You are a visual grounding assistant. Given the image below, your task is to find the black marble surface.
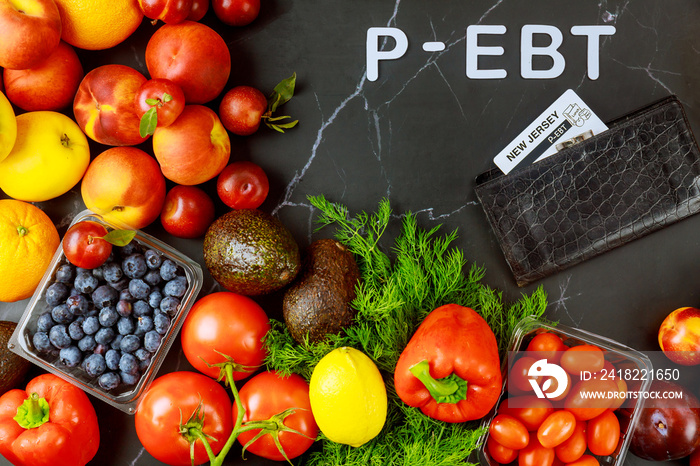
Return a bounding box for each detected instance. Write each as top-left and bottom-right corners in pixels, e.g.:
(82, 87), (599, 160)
(2, 0), (700, 464)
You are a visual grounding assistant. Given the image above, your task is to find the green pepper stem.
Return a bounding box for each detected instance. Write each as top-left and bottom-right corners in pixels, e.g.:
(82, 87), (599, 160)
(408, 360), (469, 404)
(13, 393), (50, 429)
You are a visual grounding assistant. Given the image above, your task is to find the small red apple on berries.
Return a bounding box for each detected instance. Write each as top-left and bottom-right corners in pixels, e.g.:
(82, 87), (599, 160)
(63, 221), (136, 269)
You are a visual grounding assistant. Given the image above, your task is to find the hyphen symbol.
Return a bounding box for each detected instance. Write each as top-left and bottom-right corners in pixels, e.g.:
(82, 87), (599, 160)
(527, 359), (568, 399)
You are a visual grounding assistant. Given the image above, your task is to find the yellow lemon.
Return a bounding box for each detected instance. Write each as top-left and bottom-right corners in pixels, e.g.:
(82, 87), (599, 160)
(0, 111), (90, 202)
(309, 346), (387, 447)
(0, 90), (17, 163)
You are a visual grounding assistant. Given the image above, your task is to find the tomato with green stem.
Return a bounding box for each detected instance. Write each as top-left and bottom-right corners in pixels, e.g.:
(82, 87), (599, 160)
(135, 371), (234, 466)
(233, 371), (318, 461)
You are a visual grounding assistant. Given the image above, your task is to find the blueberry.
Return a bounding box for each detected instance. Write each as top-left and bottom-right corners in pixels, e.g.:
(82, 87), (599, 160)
(92, 265), (104, 280)
(116, 300), (133, 317)
(159, 259), (179, 281)
(59, 346), (82, 367)
(49, 325), (71, 349)
(37, 312), (54, 332)
(84, 353), (106, 377)
(93, 343), (108, 356)
(133, 300), (151, 317)
(110, 277), (130, 292)
(147, 289), (163, 309)
(105, 349), (121, 371)
(134, 347), (151, 361)
(117, 317), (135, 335)
(144, 269), (162, 287)
(55, 264), (76, 284)
(98, 372), (121, 391)
(144, 249), (162, 269)
(119, 242), (142, 258)
(128, 279), (150, 300)
(119, 352), (139, 375)
(68, 320), (85, 341)
(74, 273), (99, 294)
(32, 332), (53, 352)
(123, 254), (147, 279)
(111, 334), (124, 351)
(103, 262), (123, 283)
(51, 304), (73, 324)
(82, 316), (100, 335)
(92, 285), (119, 309)
(143, 330), (162, 353)
(120, 334), (140, 353)
(98, 306), (119, 327)
(119, 288), (134, 302)
(135, 315), (154, 335)
(159, 296), (180, 315)
(120, 370), (140, 386)
(154, 313), (170, 335)
(78, 335), (97, 352)
(66, 294), (89, 316)
(45, 282), (70, 307)
(95, 327), (116, 346)
(163, 276), (187, 298)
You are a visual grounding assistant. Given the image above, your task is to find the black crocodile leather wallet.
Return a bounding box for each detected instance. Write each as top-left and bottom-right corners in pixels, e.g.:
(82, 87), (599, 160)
(474, 95), (700, 287)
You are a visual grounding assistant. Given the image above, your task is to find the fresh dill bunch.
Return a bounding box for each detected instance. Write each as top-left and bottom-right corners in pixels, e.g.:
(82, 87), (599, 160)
(263, 195), (548, 466)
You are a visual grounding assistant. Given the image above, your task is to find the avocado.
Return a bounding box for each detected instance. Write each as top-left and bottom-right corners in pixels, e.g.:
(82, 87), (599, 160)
(0, 321), (30, 394)
(283, 239), (361, 344)
(203, 209), (301, 296)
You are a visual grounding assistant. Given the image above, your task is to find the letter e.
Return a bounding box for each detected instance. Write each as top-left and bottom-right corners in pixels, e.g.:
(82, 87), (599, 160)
(466, 25), (507, 79)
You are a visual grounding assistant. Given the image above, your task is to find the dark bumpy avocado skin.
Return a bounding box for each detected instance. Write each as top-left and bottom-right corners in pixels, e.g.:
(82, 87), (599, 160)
(203, 209), (301, 296)
(283, 239), (361, 344)
(0, 321), (30, 393)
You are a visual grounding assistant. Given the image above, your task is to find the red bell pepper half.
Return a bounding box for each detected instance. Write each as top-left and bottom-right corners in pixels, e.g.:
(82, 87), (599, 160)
(394, 304), (502, 423)
(0, 373), (100, 466)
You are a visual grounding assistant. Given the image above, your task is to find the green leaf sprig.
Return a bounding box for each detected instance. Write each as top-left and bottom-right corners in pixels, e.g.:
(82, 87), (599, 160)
(263, 195), (548, 466)
(264, 73), (299, 133)
(139, 93), (173, 138)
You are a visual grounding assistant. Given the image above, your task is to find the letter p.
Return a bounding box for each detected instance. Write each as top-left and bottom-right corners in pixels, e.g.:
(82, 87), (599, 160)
(366, 27), (408, 82)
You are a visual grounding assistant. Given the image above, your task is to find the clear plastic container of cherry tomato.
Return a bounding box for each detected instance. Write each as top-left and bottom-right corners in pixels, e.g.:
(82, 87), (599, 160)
(9, 210), (203, 414)
(478, 316), (653, 466)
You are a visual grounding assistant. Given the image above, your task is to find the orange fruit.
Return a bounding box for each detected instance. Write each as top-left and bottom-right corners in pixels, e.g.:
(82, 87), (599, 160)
(0, 200), (59, 302)
(54, 0), (144, 50)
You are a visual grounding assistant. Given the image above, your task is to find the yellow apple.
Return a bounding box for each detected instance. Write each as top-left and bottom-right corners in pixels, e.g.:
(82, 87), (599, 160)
(0, 111), (89, 201)
(0, 90), (17, 162)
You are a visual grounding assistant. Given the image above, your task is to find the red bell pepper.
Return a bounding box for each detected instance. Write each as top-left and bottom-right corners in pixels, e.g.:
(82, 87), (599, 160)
(0, 373), (100, 466)
(394, 304), (502, 423)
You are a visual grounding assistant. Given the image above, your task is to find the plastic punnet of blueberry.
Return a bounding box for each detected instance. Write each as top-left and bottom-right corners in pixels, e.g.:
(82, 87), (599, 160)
(29, 238), (191, 394)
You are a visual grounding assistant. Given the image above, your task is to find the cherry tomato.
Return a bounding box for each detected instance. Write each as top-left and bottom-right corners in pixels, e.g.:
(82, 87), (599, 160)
(62, 220), (112, 269)
(567, 454), (599, 466)
(586, 409), (620, 456)
(565, 379), (618, 421)
(560, 344), (605, 375)
(135, 78), (186, 130)
(487, 435), (519, 464)
(181, 291), (270, 381)
(508, 356), (539, 394)
(216, 161), (269, 209)
(609, 376), (627, 411)
(212, 0), (260, 26)
(554, 420), (587, 463)
(518, 436), (555, 466)
(489, 414), (529, 450)
(498, 395), (554, 431)
(135, 371), (234, 466)
(537, 410), (576, 449)
(233, 371), (318, 461)
(526, 332), (567, 363)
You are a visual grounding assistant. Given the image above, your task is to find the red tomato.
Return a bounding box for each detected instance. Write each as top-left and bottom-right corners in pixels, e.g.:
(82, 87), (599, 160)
(489, 414), (529, 450)
(498, 395), (554, 431)
(62, 220), (112, 269)
(567, 454), (599, 466)
(508, 356), (539, 394)
(560, 344), (605, 375)
(537, 410), (576, 449)
(135, 78), (186, 131)
(564, 379), (618, 421)
(212, 0), (260, 26)
(233, 371), (318, 461)
(216, 161), (269, 209)
(181, 291), (270, 381)
(526, 332), (567, 363)
(554, 420), (586, 463)
(608, 376), (627, 411)
(586, 409), (620, 456)
(518, 436), (555, 466)
(135, 371), (234, 466)
(487, 435), (519, 464)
